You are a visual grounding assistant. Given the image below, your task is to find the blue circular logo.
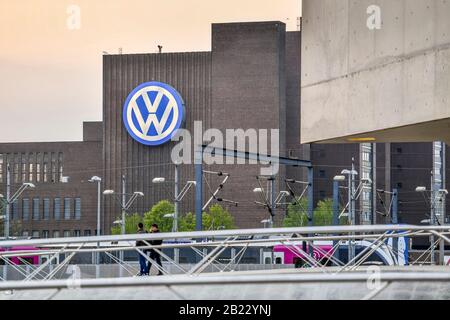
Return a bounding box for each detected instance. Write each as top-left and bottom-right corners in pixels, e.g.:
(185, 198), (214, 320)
(123, 81), (185, 146)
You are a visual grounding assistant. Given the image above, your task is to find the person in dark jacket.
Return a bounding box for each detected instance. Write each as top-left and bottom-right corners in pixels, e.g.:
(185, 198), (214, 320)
(147, 224), (163, 275)
(136, 223), (148, 276)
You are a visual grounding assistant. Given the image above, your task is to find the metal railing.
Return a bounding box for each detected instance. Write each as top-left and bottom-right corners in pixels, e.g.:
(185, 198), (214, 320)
(0, 224), (449, 282)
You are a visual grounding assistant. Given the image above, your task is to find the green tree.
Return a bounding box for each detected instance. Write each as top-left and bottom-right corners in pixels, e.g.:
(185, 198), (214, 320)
(111, 213), (143, 235)
(143, 200), (175, 232)
(10, 220), (23, 237)
(179, 204), (236, 231)
(313, 199), (334, 226)
(283, 198), (309, 227)
(203, 204), (235, 230)
(179, 212), (196, 232)
(282, 197), (345, 227)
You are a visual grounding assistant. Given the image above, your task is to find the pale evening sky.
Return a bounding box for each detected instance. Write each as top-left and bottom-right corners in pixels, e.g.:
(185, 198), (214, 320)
(0, 0), (301, 142)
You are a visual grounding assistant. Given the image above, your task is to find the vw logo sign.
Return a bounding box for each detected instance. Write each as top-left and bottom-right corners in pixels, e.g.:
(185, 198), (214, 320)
(123, 81), (185, 146)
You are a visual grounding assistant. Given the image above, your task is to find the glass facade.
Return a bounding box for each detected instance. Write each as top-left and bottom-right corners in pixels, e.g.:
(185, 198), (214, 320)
(64, 198), (71, 220)
(75, 198), (81, 220)
(54, 198), (61, 220)
(22, 199), (30, 220)
(32, 198), (40, 220)
(43, 198), (50, 220)
(11, 201), (18, 220)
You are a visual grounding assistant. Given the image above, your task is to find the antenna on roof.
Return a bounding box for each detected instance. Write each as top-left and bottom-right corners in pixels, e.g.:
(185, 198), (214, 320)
(157, 45), (163, 54)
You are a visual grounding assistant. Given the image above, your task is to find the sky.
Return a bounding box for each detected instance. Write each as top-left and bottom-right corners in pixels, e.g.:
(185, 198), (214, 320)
(0, 0), (301, 142)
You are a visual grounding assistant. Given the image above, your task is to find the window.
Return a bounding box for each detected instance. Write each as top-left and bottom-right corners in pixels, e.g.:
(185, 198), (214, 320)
(64, 198), (71, 220)
(51, 152), (57, 183)
(42, 230), (49, 238)
(319, 170), (326, 178)
(28, 153), (34, 182)
(22, 231), (29, 237)
(397, 182), (403, 189)
(396, 147), (402, 154)
(74, 230), (81, 237)
(11, 201), (18, 220)
(84, 230), (91, 237)
(63, 230), (71, 238)
(54, 198), (61, 220)
(32, 198), (40, 220)
(319, 190), (326, 198)
(53, 230), (60, 238)
(43, 153), (49, 183)
(14, 154), (19, 183)
(58, 153), (64, 182)
(32, 230), (39, 238)
(21, 153), (27, 182)
(22, 199), (30, 220)
(288, 150), (295, 158)
(74, 198), (81, 220)
(36, 153), (41, 182)
(43, 198), (50, 220)
(0, 153), (3, 183)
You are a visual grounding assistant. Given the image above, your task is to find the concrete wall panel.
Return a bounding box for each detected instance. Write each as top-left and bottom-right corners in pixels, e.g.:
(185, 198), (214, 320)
(301, 0), (450, 143)
(302, 0), (349, 86)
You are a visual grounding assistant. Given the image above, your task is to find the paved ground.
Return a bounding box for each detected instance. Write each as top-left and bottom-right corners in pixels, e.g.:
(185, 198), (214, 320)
(1, 265), (450, 300)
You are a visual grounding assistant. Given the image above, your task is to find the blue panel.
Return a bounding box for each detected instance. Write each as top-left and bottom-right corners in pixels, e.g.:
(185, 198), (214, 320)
(122, 81), (185, 146)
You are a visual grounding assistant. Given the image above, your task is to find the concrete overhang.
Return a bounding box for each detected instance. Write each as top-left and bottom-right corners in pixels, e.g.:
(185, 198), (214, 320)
(308, 118), (450, 145)
(300, 0), (450, 146)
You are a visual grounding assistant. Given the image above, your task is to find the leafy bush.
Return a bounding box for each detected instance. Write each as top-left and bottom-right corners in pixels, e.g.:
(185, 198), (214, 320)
(282, 198), (344, 227)
(111, 213), (143, 235)
(179, 204), (236, 231)
(143, 200), (175, 232)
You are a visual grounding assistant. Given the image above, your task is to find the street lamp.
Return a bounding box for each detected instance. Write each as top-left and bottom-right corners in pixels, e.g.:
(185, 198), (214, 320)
(415, 186), (427, 193)
(261, 219), (272, 228)
(152, 170), (196, 232)
(254, 188), (275, 228)
(89, 176), (102, 265)
(104, 187), (143, 262)
(341, 166), (358, 264)
(89, 176), (102, 236)
(415, 185), (449, 265)
(3, 180), (36, 238)
(253, 188), (263, 194)
(103, 189), (144, 234)
(333, 175), (346, 182)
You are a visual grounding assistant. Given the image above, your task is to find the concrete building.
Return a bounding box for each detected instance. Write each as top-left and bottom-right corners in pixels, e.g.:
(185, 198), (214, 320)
(300, 0), (449, 246)
(312, 142), (449, 227)
(301, 0), (450, 145)
(102, 22), (307, 231)
(0, 122), (102, 238)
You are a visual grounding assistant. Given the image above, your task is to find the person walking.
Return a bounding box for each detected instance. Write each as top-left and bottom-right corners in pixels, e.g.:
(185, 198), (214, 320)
(147, 224), (163, 276)
(136, 223), (148, 276)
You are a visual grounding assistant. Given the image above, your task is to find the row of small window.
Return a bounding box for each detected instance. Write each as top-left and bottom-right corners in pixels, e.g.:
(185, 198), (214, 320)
(0, 152), (64, 184)
(11, 198), (81, 221)
(23, 230), (95, 238)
